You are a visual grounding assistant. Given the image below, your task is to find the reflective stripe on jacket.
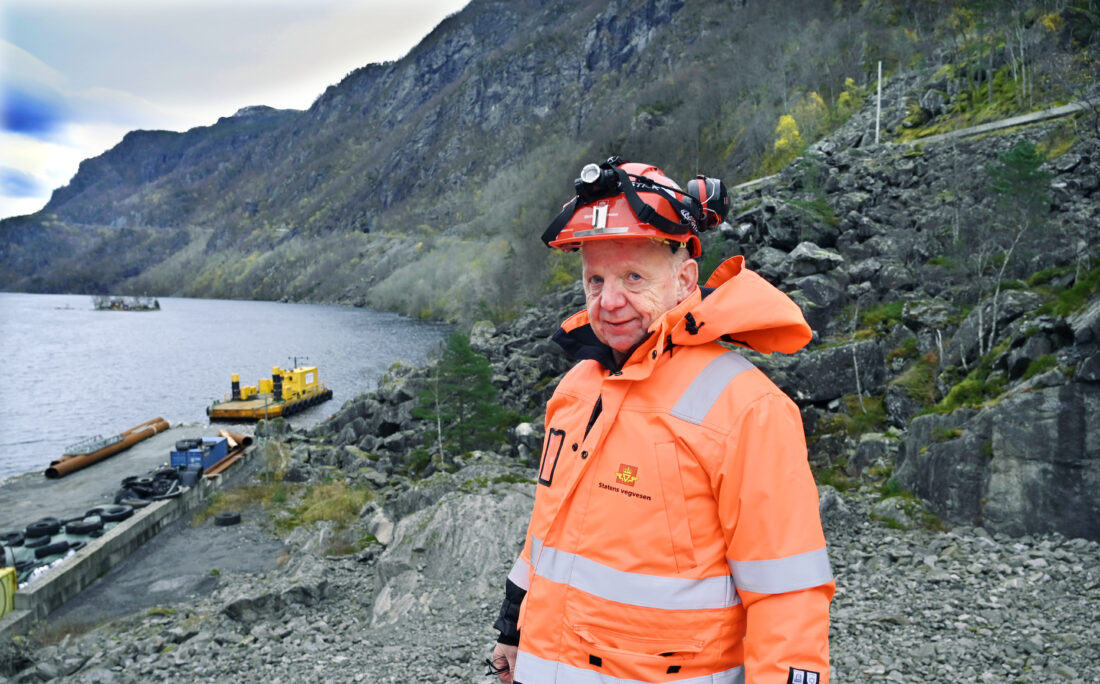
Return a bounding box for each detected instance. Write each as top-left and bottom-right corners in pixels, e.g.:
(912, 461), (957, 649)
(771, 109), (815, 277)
(510, 256), (834, 683)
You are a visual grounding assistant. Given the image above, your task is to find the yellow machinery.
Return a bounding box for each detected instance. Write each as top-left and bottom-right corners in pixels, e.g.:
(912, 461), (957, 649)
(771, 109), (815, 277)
(208, 364), (333, 421)
(276, 365), (321, 400)
(0, 567), (14, 618)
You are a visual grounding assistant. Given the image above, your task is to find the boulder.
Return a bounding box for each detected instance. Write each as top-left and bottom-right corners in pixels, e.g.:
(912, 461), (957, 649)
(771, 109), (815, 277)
(983, 381), (1100, 539)
(898, 382), (1100, 540)
(845, 257), (884, 283)
(1005, 333), (1055, 379)
(850, 432), (896, 476)
(871, 498), (916, 529)
(786, 274), (846, 332)
(872, 262), (917, 291)
(468, 320), (496, 354)
(747, 245), (789, 282)
(919, 88), (948, 117)
(788, 241), (846, 276)
(784, 339), (887, 404)
(370, 480), (535, 627)
(884, 384), (925, 428)
(901, 298), (957, 331)
(759, 201), (803, 250)
(896, 409), (987, 525)
(1069, 298), (1100, 345)
(835, 191), (873, 215)
(1077, 353), (1100, 382)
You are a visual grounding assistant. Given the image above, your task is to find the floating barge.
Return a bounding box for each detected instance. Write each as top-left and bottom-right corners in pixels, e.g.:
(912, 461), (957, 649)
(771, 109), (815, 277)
(207, 365), (332, 421)
(45, 417), (171, 479)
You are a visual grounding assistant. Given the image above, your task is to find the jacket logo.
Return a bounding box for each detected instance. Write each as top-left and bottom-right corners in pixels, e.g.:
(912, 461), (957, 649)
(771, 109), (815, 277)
(615, 464), (639, 486)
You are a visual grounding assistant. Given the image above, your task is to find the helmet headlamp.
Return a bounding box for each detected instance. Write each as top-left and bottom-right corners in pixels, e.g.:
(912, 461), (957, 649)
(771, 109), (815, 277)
(574, 157), (623, 203)
(579, 163), (601, 184)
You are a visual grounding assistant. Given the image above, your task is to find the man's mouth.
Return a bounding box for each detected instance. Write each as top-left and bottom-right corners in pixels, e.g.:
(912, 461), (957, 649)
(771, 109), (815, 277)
(604, 319), (635, 329)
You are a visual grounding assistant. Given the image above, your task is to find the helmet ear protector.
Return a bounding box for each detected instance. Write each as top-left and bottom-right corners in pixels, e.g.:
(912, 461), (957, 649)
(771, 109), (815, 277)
(540, 156), (730, 258)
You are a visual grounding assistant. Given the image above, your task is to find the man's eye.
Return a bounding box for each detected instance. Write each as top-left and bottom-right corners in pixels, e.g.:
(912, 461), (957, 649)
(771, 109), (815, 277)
(626, 273), (642, 282)
(588, 276), (603, 286)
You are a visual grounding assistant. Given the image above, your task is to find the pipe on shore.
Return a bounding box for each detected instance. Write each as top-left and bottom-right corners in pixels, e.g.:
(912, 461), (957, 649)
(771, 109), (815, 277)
(217, 430), (253, 451)
(45, 417), (171, 479)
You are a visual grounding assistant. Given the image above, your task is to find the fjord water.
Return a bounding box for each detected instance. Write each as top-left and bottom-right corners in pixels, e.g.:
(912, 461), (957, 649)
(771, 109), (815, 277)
(0, 293), (448, 482)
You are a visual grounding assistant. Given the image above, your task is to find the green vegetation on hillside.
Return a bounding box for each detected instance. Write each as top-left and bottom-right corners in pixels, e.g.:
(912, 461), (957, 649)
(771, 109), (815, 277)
(1, 0), (1096, 325)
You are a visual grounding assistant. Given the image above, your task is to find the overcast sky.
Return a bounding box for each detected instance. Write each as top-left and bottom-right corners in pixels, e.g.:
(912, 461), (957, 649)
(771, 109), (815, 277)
(0, 0), (470, 219)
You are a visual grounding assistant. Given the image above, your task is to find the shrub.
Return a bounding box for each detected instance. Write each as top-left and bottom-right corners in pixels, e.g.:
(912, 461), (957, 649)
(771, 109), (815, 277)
(931, 427), (963, 442)
(815, 467), (851, 492)
(861, 301), (905, 330)
(937, 377), (985, 412)
(886, 337), (920, 363)
(1022, 354), (1058, 380)
(1051, 263), (1100, 316)
(275, 480), (373, 533)
(297, 482), (371, 527)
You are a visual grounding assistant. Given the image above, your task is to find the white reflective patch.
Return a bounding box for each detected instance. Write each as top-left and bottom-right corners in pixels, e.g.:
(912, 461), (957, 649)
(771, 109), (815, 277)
(534, 543), (739, 611)
(670, 352), (754, 425)
(728, 547), (833, 594)
(507, 555), (531, 591)
(574, 226), (631, 238)
(516, 650), (745, 684)
(531, 536), (544, 566)
(592, 203), (608, 229)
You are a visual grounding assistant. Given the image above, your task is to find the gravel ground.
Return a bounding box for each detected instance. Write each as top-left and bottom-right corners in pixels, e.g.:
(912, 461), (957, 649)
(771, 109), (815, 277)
(3, 486), (1098, 683)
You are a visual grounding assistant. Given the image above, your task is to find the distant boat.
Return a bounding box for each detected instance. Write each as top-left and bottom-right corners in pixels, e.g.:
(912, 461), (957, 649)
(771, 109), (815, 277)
(92, 295), (160, 311)
(207, 364), (333, 421)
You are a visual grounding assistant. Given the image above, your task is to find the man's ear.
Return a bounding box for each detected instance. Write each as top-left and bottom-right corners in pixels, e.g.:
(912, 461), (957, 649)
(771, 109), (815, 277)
(675, 257), (699, 303)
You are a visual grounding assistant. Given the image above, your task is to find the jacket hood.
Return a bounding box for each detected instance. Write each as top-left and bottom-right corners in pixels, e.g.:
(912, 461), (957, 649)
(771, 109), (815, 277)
(553, 255), (811, 370)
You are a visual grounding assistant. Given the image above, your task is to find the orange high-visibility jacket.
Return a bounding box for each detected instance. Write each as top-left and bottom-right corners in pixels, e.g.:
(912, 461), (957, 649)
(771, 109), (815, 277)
(502, 256), (834, 683)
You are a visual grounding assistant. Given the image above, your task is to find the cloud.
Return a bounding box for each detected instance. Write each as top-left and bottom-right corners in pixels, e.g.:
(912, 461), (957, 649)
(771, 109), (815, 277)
(0, 166), (44, 197)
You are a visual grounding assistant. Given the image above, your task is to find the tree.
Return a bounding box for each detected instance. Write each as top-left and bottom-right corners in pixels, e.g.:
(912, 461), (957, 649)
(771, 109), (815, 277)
(979, 139), (1052, 353)
(414, 332), (510, 462)
(762, 114), (805, 174)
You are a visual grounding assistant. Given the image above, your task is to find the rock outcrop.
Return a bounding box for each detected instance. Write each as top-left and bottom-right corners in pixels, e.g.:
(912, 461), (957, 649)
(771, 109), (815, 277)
(898, 379), (1100, 540)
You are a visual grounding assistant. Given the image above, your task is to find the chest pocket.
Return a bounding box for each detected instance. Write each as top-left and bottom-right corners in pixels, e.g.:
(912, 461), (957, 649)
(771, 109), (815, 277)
(655, 441), (696, 572)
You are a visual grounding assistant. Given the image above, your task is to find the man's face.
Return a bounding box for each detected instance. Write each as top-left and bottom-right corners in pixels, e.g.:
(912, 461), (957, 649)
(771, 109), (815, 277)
(581, 239), (697, 356)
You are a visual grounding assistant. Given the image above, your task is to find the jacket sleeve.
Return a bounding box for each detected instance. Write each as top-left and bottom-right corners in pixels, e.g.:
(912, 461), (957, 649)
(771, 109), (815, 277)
(493, 549), (532, 645)
(718, 392), (835, 683)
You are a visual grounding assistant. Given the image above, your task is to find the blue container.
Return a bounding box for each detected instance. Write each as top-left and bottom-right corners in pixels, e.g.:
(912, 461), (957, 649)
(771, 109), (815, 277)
(200, 437), (229, 471)
(170, 448), (204, 469)
(169, 437), (229, 472)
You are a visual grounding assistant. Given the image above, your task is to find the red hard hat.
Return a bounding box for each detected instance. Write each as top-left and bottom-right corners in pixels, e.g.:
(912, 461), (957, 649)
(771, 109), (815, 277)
(541, 158), (727, 259)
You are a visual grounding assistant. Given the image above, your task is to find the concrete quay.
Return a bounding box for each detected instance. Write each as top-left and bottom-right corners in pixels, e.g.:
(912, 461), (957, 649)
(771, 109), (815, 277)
(0, 424), (260, 638)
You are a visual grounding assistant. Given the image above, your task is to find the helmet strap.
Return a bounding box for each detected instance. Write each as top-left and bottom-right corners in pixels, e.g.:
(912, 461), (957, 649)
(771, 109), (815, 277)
(541, 196), (579, 248)
(611, 166), (701, 238)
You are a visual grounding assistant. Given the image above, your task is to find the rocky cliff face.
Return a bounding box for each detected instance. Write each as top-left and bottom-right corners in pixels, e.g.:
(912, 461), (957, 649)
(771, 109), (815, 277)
(306, 60), (1100, 541)
(3, 0), (1003, 320)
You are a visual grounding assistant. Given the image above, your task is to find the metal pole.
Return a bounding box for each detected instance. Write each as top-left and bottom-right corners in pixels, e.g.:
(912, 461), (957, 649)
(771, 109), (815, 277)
(875, 60), (882, 144)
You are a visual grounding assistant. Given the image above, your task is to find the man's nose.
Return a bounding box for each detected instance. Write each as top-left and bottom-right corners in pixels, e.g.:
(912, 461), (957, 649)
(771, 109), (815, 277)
(600, 280), (627, 309)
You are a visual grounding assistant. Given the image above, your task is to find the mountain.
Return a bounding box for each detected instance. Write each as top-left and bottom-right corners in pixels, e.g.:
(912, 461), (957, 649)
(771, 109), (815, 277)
(0, 3), (1012, 309)
(1, 0), (1096, 324)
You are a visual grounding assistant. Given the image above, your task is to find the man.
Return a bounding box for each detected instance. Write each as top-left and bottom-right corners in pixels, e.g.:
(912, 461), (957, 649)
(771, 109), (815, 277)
(491, 158), (833, 683)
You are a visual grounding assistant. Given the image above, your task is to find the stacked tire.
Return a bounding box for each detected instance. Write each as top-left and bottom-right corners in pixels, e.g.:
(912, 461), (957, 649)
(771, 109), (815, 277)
(2, 505), (134, 584)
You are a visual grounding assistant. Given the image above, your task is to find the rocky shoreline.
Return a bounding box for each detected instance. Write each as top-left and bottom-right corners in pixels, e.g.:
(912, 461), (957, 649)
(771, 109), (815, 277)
(4, 461), (1097, 683)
